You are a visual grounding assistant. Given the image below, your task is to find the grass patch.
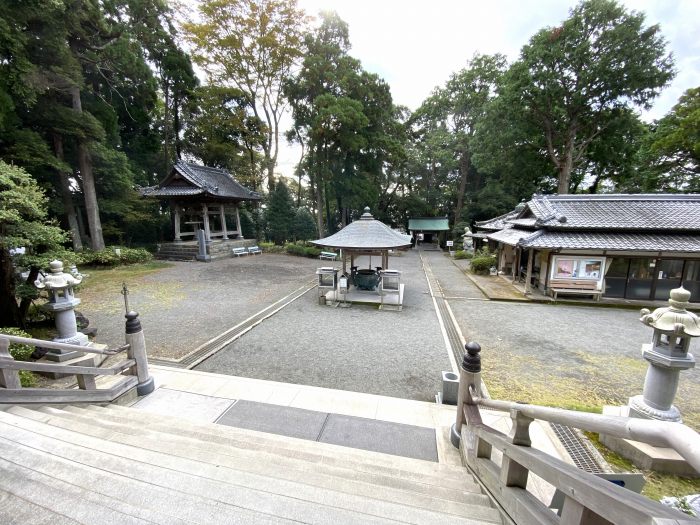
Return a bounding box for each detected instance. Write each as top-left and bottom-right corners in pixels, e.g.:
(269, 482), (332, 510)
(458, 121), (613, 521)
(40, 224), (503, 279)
(585, 432), (700, 503)
(74, 261), (179, 315)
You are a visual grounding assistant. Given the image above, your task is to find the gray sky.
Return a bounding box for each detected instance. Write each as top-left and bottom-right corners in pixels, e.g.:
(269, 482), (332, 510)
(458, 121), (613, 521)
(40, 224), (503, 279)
(276, 0), (700, 179)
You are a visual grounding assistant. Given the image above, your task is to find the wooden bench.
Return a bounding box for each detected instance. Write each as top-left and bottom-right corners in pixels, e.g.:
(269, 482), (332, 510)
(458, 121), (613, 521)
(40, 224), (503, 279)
(232, 247), (248, 257)
(549, 278), (602, 301)
(247, 245), (262, 255)
(319, 251), (337, 261)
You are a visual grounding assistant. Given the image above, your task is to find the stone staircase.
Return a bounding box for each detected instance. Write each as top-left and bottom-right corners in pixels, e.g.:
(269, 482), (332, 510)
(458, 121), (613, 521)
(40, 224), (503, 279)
(156, 239), (256, 261)
(0, 404), (503, 525)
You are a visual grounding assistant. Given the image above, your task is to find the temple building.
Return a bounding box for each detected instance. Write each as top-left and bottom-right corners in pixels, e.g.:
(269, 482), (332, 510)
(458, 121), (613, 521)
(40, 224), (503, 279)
(474, 194), (700, 302)
(142, 162), (261, 260)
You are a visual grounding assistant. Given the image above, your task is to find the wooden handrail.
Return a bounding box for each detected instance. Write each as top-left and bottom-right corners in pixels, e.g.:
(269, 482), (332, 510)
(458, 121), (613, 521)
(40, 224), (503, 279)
(0, 315), (154, 401)
(452, 341), (698, 525)
(462, 417), (693, 525)
(1, 359), (136, 376)
(0, 335), (128, 355)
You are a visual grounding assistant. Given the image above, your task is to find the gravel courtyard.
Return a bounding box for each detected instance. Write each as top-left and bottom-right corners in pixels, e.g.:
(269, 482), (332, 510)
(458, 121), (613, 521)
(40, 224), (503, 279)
(79, 249), (700, 426)
(196, 251), (453, 401)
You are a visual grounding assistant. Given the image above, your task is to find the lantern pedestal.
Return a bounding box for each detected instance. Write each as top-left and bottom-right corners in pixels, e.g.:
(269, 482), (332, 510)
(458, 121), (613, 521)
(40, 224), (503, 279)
(600, 287), (699, 476)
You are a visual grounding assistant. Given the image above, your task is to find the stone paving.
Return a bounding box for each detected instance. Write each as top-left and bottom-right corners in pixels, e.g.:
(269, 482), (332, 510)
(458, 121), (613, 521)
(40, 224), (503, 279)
(196, 250), (453, 402)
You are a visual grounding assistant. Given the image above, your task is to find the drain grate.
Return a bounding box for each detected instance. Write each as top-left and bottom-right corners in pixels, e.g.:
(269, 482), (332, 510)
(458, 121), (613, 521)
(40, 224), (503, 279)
(550, 423), (605, 473)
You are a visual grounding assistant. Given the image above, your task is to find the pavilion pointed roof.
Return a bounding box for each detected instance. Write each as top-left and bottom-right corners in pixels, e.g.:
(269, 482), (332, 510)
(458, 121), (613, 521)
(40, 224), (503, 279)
(311, 208), (412, 250)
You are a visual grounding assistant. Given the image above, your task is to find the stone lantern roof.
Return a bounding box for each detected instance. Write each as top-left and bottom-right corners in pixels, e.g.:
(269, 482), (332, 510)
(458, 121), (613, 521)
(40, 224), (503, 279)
(34, 260), (82, 290)
(311, 208), (412, 250)
(640, 287), (700, 337)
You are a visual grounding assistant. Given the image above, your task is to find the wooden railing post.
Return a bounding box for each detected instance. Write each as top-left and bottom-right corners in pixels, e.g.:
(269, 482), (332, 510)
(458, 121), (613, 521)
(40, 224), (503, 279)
(0, 337), (21, 389)
(451, 342), (485, 448)
(125, 311), (155, 396)
(500, 407), (534, 489)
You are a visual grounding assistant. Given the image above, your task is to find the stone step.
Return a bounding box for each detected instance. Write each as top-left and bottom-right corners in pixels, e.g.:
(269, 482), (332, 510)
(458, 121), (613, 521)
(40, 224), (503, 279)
(0, 456), (188, 525)
(0, 408), (500, 524)
(0, 430), (299, 525)
(27, 406), (488, 513)
(0, 488), (81, 525)
(99, 403), (472, 485)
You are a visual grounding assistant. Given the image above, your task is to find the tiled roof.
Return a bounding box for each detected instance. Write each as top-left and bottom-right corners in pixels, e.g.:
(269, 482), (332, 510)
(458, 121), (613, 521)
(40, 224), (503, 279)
(311, 208), (412, 250)
(475, 210), (519, 231)
(143, 162), (261, 201)
(141, 187), (203, 197)
(521, 231), (700, 252)
(486, 227), (537, 246)
(524, 194), (700, 230)
(408, 218), (450, 231)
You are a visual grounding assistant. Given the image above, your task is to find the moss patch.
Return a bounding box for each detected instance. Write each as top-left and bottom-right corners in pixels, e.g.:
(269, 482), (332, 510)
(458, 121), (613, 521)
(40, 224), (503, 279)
(76, 262), (181, 316)
(585, 432), (700, 502)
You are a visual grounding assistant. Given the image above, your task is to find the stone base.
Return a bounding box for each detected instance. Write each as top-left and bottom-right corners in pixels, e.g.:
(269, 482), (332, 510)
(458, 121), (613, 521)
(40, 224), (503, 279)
(628, 395), (681, 422)
(599, 406), (699, 477)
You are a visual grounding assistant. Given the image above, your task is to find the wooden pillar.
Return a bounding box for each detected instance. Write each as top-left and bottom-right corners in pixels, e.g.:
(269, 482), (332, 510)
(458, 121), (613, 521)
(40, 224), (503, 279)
(202, 203), (211, 242)
(512, 247), (519, 283)
(220, 205), (228, 239)
(173, 204), (182, 242)
(342, 250), (347, 274)
(235, 205), (242, 239)
(525, 249), (534, 294)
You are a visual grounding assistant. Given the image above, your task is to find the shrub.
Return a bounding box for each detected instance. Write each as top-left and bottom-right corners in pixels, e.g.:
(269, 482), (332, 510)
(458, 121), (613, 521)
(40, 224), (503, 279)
(454, 250), (472, 260)
(0, 327), (38, 387)
(259, 242), (285, 254)
(284, 243), (321, 258)
(470, 255), (497, 275)
(76, 246), (152, 267)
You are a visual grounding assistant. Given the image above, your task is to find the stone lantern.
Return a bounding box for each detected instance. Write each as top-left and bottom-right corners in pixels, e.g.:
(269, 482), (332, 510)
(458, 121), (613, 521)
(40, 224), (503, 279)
(629, 287), (699, 422)
(35, 260), (88, 361)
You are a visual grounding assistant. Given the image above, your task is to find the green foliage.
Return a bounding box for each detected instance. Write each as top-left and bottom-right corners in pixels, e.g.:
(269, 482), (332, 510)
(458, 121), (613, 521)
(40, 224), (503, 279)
(454, 250), (472, 260)
(291, 207), (317, 241)
(238, 208), (256, 239)
(635, 87), (700, 192)
(0, 327), (37, 387)
(0, 161), (68, 327)
(266, 182), (295, 245)
(285, 11), (406, 234)
(284, 242), (321, 258)
(258, 241), (284, 253)
(501, 0), (674, 193)
(470, 254), (497, 275)
(183, 85), (265, 190)
(75, 247), (153, 267)
(185, 0), (307, 191)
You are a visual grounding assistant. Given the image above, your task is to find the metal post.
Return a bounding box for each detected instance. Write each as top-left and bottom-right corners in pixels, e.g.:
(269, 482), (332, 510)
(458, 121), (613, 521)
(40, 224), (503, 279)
(124, 311), (154, 396)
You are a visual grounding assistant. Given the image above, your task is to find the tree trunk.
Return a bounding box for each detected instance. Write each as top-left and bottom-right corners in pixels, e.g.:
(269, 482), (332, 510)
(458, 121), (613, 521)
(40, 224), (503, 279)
(71, 85), (105, 251)
(557, 147), (574, 194)
(174, 92), (182, 160)
(53, 133), (83, 252)
(454, 150), (470, 224)
(18, 267), (39, 323)
(0, 248), (21, 328)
